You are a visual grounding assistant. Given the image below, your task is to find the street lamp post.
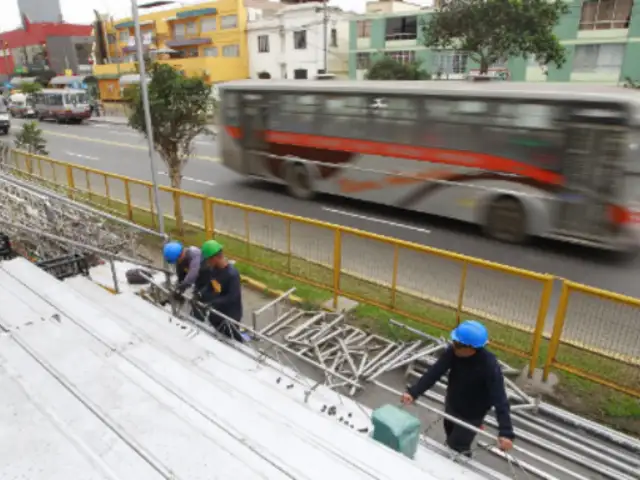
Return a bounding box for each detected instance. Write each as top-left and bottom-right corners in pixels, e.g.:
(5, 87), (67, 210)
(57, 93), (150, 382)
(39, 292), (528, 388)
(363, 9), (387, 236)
(131, 0), (167, 238)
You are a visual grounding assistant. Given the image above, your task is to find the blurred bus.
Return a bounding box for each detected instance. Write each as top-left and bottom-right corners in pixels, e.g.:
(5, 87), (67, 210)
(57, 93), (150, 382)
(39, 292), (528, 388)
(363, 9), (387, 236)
(217, 80), (640, 251)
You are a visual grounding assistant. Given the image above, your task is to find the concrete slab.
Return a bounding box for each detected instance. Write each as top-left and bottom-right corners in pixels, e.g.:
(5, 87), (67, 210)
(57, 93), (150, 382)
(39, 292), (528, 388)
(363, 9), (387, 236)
(516, 368), (559, 397)
(322, 295), (359, 313)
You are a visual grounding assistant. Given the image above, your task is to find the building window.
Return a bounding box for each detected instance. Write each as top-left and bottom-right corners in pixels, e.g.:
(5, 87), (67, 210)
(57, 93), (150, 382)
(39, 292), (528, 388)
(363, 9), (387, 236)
(222, 44), (240, 57)
(201, 17), (216, 32)
(221, 15), (238, 29)
(294, 30), (307, 49)
(432, 51), (468, 75)
(173, 23), (186, 38)
(183, 47), (199, 58)
(385, 16), (417, 41)
(294, 69), (308, 79)
(573, 43), (625, 73)
(204, 46), (218, 57)
(119, 30), (129, 42)
(356, 52), (371, 69)
(258, 35), (270, 53)
(107, 34), (116, 44)
(356, 20), (371, 38)
(385, 50), (416, 65)
(186, 21), (198, 35)
(579, 0), (632, 30)
(331, 28), (338, 47)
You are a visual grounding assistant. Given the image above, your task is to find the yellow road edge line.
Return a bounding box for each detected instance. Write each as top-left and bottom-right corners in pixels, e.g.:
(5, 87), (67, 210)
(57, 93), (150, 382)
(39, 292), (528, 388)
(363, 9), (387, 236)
(40, 129), (220, 163)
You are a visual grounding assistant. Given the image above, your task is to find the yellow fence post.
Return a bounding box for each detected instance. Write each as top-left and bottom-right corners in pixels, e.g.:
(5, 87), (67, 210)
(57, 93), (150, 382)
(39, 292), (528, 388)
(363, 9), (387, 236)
(210, 199), (216, 236)
(244, 210), (251, 258)
(148, 187), (156, 230)
(203, 198), (213, 239)
(65, 165), (75, 199)
(124, 179), (133, 221)
(85, 170), (92, 199)
(332, 229), (342, 310)
(390, 245), (399, 308)
(104, 176), (111, 206)
(528, 276), (554, 378)
(25, 154), (33, 175)
(37, 157), (43, 178)
(286, 218), (292, 274)
(543, 281), (570, 381)
(455, 262), (468, 325)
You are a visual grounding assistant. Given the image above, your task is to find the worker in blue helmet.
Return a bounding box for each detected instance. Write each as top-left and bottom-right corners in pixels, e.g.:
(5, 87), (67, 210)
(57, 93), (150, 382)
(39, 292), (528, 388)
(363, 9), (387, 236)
(401, 320), (514, 457)
(163, 241), (202, 301)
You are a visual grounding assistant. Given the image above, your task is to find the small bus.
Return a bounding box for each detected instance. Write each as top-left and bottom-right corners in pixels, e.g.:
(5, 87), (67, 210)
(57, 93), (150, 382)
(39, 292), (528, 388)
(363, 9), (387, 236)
(217, 80), (640, 252)
(33, 89), (91, 124)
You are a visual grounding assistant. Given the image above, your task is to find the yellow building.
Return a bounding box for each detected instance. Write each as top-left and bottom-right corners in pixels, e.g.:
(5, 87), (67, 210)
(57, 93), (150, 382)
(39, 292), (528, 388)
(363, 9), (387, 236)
(94, 0), (249, 101)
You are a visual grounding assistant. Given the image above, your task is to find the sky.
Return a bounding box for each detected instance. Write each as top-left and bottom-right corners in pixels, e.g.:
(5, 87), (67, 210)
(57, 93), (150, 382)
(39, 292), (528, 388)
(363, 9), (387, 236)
(0, 0), (432, 32)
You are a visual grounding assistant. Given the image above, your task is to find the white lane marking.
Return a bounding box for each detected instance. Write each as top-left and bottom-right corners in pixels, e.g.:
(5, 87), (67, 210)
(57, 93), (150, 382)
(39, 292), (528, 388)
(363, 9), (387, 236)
(158, 171), (216, 187)
(322, 207), (431, 234)
(65, 151), (100, 161)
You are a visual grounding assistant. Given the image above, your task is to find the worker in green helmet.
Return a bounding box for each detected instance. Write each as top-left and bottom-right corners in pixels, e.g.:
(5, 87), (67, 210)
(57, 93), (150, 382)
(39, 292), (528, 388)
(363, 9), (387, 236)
(192, 239), (244, 341)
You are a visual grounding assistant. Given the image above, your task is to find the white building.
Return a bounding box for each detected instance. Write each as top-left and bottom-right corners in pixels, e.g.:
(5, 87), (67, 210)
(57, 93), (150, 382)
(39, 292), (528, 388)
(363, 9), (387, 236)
(247, 2), (352, 80)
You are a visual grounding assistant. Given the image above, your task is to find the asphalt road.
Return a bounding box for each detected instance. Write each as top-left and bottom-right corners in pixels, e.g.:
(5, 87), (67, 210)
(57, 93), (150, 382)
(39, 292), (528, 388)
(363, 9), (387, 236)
(4, 118), (640, 360)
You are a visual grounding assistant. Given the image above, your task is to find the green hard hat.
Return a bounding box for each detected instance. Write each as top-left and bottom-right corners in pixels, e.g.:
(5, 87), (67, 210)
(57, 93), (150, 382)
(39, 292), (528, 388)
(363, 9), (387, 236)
(201, 239), (223, 259)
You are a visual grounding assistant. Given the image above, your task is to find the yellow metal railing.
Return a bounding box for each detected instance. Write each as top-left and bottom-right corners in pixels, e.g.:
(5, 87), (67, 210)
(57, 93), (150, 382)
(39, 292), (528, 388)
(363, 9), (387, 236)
(7, 151), (640, 398)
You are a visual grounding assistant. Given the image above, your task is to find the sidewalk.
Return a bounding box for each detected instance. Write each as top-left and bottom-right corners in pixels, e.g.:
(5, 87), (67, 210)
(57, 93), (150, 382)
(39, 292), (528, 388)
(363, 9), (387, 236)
(89, 115), (128, 126)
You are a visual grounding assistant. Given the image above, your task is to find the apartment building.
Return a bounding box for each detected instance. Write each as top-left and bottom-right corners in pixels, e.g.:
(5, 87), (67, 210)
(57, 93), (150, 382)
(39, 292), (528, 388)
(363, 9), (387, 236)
(247, 2), (351, 79)
(349, 0), (640, 84)
(93, 0), (249, 101)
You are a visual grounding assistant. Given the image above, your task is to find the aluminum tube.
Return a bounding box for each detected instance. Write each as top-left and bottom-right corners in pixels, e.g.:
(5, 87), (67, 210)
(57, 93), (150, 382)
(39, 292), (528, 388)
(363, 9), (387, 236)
(284, 313), (325, 341)
(538, 403), (640, 453)
(381, 344), (446, 374)
(0, 173), (165, 239)
(253, 287), (296, 316)
(308, 314), (344, 343)
(512, 413), (639, 476)
(515, 411), (640, 468)
(478, 442), (585, 480)
(0, 219), (171, 275)
(260, 309), (305, 336)
(366, 341), (423, 381)
(108, 258), (120, 294)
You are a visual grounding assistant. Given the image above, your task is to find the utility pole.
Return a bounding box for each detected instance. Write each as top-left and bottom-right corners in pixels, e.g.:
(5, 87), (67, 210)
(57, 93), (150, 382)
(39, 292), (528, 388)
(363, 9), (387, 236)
(322, 0), (328, 74)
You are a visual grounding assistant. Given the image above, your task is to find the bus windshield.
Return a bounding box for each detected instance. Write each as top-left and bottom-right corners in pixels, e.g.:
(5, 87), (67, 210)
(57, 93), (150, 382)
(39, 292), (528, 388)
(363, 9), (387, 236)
(65, 93), (88, 105)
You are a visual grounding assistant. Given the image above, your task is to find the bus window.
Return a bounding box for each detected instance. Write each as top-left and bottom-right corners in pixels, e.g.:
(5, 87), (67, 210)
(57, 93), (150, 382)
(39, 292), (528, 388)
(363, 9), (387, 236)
(223, 92), (239, 126)
(489, 103), (563, 172)
(320, 95), (368, 139)
(371, 96), (418, 144)
(270, 94), (320, 134)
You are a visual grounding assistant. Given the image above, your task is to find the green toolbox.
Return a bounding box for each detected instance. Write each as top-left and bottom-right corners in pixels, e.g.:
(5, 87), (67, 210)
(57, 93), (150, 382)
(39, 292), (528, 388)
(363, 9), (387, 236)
(371, 404), (421, 459)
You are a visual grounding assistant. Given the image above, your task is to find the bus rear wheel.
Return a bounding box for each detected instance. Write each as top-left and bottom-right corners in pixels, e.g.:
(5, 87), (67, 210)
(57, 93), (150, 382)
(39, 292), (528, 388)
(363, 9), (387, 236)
(485, 196), (527, 243)
(285, 162), (315, 200)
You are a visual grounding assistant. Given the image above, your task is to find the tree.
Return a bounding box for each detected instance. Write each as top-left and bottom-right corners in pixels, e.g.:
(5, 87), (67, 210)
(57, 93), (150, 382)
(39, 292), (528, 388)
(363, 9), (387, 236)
(14, 121), (48, 155)
(365, 56), (431, 80)
(126, 63), (210, 233)
(257, 71), (272, 79)
(19, 82), (42, 95)
(423, 0), (569, 75)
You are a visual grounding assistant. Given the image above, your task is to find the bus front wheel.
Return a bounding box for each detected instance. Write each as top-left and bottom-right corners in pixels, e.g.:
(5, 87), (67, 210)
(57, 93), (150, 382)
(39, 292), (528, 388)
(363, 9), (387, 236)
(285, 162), (315, 200)
(485, 196), (527, 244)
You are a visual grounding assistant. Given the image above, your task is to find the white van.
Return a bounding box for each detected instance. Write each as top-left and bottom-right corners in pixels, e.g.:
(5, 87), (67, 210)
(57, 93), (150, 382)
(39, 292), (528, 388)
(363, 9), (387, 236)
(33, 89), (91, 124)
(8, 93), (36, 118)
(0, 98), (10, 135)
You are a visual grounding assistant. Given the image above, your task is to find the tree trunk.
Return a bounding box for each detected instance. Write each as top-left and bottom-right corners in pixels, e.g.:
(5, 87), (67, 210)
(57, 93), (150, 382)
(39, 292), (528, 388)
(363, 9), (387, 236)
(479, 57), (489, 75)
(169, 166), (184, 235)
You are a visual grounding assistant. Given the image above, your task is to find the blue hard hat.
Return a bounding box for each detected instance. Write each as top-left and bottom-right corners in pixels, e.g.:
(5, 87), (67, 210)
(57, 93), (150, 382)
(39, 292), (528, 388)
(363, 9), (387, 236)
(163, 241), (183, 264)
(450, 320), (489, 348)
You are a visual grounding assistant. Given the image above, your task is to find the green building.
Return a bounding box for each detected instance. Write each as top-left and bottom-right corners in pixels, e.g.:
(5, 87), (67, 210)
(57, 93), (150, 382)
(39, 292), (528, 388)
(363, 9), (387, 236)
(348, 0), (640, 84)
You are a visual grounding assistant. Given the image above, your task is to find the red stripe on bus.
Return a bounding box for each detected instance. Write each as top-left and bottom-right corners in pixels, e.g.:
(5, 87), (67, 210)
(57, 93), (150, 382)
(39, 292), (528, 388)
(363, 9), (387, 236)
(224, 126), (562, 185)
(225, 126), (241, 139)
